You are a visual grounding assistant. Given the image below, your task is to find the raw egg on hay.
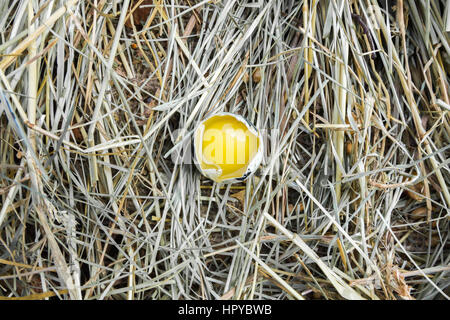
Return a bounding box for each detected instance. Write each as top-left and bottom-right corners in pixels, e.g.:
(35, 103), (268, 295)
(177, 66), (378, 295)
(193, 113), (263, 183)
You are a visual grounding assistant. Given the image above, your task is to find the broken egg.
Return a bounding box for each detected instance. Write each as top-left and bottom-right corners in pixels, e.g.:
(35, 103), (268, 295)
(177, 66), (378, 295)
(193, 112), (263, 183)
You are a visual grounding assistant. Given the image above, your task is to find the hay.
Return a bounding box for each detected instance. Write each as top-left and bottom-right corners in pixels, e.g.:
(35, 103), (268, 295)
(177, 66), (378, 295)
(0, 0), (449, 300)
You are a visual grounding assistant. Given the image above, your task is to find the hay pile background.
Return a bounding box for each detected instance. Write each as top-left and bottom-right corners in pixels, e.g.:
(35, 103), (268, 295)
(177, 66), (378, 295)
(0, 0), (449, 300)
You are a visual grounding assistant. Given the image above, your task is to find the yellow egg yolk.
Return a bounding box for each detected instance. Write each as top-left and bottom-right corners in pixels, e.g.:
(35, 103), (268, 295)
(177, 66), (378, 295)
(200, 115), (259, 182)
